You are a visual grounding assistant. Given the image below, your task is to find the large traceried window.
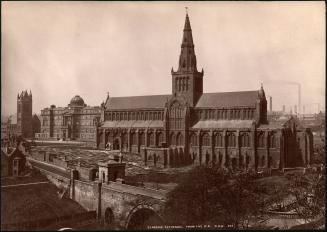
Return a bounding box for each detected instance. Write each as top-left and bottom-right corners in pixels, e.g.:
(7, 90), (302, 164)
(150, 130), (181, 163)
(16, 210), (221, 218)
(240, 133), (250, 147)
(157, 132), (164, 146)
(170, 133), (176, 146)
(169, 102), (183, 129)
(189, 133), (198, 146)
(148, 132), (155, 146)
(176, 133), (183, 146)
(201, 133), (210, 146)
(227, 133), (236, 147)
(257, 132), (265, 148)
(214, 133), (223, 147)
(270, 133), (277, 148)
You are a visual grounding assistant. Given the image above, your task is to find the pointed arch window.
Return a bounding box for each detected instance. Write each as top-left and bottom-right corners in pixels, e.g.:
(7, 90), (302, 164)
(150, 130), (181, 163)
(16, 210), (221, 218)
(215, 133), (223, 147)
(227, 133), (236, 147)
(190, 133), (198, 146)
(241, 133), (250, 147)
(139, 133), (145, 146)
(270, 133), (277, 148)
(176, 133), (183, 146)
(201, 133), (210, 146)
(257, 132), (265, 148)
(157, 132), (164, 146)
(170, 133), (176, 146)
(149, 132), (155, 146)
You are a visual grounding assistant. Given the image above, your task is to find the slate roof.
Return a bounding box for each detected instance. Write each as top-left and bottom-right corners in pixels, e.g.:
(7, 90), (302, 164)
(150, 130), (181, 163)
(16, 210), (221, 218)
(105, 94), (170, 110)
(105, 90), (259, 110)
(192, 120), (254, 129)
(101, 120), (164, 129)
(196, 91), (259, 108)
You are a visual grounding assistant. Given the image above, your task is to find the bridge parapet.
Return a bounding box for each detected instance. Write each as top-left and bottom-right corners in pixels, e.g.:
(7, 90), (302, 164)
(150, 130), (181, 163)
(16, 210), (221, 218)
(31, 157), (168, 229)
(103, 181), (167, 200)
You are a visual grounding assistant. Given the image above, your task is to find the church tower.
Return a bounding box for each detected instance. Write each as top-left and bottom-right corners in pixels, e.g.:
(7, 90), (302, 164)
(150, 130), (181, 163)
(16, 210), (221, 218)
(171, 12), (204, 107)
(17, 90), (33, 138)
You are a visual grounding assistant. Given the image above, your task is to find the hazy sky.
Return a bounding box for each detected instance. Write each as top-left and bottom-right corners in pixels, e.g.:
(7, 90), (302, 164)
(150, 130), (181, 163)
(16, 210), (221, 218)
(2, 1), (325, 116)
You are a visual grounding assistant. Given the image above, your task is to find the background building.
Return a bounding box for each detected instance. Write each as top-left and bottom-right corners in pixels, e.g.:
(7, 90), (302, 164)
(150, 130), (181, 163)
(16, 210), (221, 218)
(36, 95), (101, 147)
(97, 13), (313, 171)
(1, 115), (18, 143)
(17, 90), (33, 138)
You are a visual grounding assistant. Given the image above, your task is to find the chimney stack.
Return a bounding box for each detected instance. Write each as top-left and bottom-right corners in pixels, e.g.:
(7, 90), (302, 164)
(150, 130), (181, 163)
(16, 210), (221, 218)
(269, 96), (272, 112)
(294, 105), (297, 115)
(298, 84), (301, 115)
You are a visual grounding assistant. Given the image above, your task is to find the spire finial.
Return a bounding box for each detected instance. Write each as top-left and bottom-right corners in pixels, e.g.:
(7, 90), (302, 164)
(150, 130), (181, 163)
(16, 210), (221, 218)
(261, 83), (263, 88)
(185, 7), (188, 15)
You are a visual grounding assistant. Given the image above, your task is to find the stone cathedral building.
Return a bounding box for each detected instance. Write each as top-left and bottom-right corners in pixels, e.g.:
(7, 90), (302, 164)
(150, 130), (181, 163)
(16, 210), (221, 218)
(96, 13), (313, 171)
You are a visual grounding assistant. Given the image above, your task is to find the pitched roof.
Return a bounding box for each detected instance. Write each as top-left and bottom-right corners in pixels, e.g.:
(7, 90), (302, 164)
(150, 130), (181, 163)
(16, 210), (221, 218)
(105, 94), (170, 110)
(101, 120), (164, 129)
(196, 91), (259, 108)
(192, 120), (254, 129)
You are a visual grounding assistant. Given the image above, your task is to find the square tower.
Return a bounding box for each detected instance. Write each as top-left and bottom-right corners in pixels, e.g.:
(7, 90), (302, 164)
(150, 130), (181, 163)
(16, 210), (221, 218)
(17, 90), (33, 138)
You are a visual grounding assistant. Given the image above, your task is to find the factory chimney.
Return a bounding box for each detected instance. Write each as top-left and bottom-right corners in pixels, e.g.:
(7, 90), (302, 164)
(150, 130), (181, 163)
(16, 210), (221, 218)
(298, 84), (301, 115)
(294, 105), (297, 115)
(269, 96), (272, 112)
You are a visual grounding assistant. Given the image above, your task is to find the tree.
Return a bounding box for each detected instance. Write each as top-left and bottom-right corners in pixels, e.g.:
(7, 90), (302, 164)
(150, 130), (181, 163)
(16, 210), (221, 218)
(164, 166), (265, 229)
(288, 170), (325, 223)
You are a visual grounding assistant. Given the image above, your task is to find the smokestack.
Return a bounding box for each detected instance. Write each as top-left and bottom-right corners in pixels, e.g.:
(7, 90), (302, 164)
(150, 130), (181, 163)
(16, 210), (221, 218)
(298, 84), (301, 115)
(294, 105), (297, 115)
(269, 96), (272, 112)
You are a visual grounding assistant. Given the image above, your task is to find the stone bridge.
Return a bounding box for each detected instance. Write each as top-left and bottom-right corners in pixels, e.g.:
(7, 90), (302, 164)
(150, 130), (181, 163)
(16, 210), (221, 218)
(29, 159), (167, 229)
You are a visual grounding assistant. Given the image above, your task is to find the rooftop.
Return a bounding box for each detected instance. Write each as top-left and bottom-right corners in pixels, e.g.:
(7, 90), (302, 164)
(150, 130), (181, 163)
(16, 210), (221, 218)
(1, 170), (86, 226)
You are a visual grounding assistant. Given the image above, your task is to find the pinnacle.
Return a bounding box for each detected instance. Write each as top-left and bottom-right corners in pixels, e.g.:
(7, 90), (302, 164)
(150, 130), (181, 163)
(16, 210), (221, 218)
(184, 13), (192, 31)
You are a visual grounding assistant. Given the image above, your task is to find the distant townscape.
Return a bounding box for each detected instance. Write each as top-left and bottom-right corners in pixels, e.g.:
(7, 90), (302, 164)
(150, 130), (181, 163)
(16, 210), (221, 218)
(1, 11), (325, 231)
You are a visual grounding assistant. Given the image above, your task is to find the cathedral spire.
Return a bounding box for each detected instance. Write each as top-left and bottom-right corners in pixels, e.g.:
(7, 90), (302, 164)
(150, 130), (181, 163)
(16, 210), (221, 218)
(178, 11), (197, 72)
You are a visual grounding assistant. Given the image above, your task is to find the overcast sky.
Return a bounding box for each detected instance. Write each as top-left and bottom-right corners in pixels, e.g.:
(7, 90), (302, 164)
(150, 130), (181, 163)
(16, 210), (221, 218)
(1, 1), (325, 116)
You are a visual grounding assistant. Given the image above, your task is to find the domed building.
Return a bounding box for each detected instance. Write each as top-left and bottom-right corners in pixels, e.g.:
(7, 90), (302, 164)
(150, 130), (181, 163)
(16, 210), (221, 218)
(36, 95), (101, 146)
(68, 95), (86, 108)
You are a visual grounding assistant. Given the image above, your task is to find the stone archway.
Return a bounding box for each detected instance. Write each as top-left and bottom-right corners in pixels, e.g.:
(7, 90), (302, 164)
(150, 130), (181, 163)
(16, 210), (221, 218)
(125, 205), (163, 229)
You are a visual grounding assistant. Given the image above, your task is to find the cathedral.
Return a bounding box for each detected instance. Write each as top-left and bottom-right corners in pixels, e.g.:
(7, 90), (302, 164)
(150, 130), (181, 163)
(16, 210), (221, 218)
(96, 13), (313, 171)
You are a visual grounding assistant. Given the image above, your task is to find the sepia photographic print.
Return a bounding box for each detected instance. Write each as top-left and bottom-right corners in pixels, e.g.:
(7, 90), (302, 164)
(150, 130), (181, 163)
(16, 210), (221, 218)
(1, 1), (325, 230)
